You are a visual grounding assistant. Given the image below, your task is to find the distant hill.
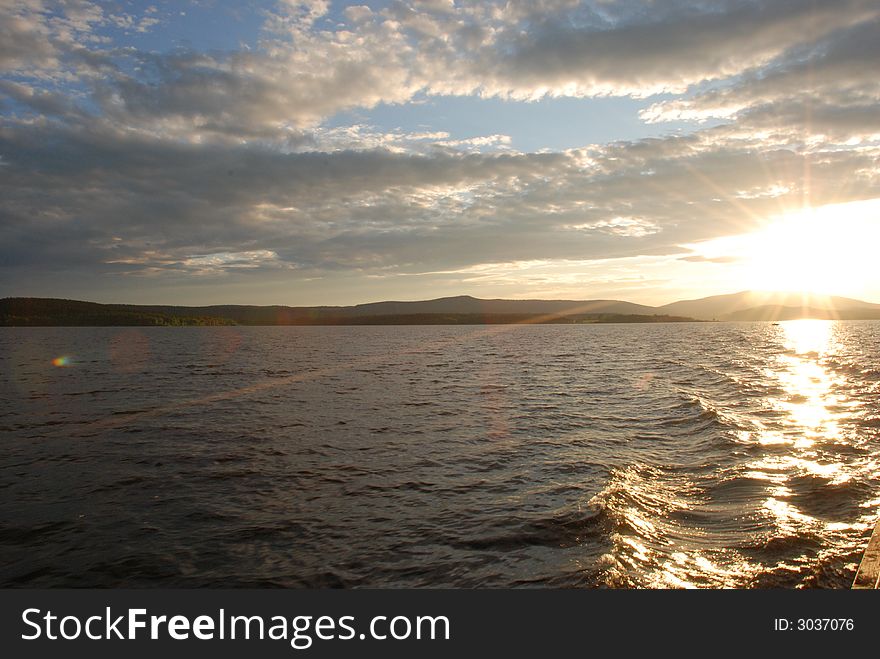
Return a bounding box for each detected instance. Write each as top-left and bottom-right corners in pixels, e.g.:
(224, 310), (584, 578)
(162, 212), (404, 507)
(659, 291), (880, 321)
(0, 296), (689, 326)
(2, 291), (878, 326)
(344, 295), (657, 317)
(0, 298), (235, 326)
(122, 295), (657, 322)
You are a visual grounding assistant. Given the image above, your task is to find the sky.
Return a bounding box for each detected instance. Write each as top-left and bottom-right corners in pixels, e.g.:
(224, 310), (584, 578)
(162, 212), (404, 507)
(1, 0), (879, 306)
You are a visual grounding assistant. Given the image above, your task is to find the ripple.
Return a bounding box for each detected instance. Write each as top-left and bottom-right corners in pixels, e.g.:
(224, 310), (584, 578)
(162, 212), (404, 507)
(1, 321), (878, 588)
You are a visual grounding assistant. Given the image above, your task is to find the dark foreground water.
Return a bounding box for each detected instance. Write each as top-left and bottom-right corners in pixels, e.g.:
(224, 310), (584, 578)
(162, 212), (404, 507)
(1, 321), (879, 588)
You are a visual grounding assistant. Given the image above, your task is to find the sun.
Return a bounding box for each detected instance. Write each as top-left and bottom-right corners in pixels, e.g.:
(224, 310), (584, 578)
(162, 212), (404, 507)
(744, 208), (854, 296)
(688, 198), (880, 299)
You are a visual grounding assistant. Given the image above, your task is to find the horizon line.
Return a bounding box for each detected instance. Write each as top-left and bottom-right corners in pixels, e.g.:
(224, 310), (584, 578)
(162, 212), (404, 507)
(3, 289), (880, 308)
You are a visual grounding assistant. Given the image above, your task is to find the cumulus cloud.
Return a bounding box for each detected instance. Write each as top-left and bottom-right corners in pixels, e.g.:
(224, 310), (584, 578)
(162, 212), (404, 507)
(0, 0), (158, 74)
(642, 16), (880, 143)
(2, 116), (877, 291)
(478, 0), (879, 99)
(7, 1), (878, 139)
(2, 1), (880, 302)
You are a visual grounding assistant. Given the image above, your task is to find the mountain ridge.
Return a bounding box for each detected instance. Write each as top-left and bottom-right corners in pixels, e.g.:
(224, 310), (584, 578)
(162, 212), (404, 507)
(658, 290), (880, 319)
(2, 291), (879, 325)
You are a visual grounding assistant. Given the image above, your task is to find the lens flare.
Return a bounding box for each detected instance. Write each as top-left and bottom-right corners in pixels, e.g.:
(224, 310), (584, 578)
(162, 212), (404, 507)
(51, 355), (72, 367)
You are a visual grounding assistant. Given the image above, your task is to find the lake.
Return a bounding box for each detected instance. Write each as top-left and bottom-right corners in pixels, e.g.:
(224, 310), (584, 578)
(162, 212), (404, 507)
(1, 321), (878, 587)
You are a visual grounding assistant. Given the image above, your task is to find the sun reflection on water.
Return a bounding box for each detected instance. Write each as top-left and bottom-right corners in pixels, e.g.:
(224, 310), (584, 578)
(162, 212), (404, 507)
(748, 320), (844, 447)
(749, 319), (856, 547)
(651, 320), (865, 587)
(581, 318), (879, 588)
(775, 320), (843, 441)
(782, 318), (834, 356)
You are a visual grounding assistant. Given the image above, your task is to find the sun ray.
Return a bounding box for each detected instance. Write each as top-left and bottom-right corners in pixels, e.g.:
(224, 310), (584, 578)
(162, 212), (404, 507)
(685, 197), (880, 300)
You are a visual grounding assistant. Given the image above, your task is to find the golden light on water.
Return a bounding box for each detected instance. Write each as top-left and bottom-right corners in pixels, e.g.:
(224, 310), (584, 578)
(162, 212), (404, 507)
(746, 320), (842, 448)
(774, 321), (841, 443)
(781, 318), (833, 356)
(592, 317), (872, 588)
(775, 321), (842, 441)
(747, 320), (846, 449)
(669, 318), (866, 587)
(752, 319), (854, 540)
(763, 496), (818, 535)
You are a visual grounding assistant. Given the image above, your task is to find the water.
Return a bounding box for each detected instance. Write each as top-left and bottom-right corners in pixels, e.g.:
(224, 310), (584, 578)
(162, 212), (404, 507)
(1, 321), (879, 588)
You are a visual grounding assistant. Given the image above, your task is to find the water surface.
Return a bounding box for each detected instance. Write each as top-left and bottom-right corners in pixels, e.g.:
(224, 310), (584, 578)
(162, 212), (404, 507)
(1, 321), (878, 587)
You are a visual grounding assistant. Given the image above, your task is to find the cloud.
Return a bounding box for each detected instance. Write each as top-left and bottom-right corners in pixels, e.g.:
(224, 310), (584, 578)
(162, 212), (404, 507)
(678, 255), (741, 264)
(8, 1), (878, 141)
(2, 114), (877, 293)
(0, 0), (157, 74)
(0, 0), (58, 71)
(478, 0), (879, 99)
(3, 1), (880, 302)
(641, 17), (880, 143)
